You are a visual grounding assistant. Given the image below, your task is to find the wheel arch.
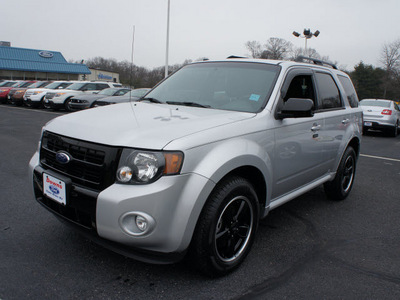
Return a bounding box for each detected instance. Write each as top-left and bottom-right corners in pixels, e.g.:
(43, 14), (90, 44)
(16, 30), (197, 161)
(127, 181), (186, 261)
(214, 166), (267, 218)
(348, 136), (361, 158)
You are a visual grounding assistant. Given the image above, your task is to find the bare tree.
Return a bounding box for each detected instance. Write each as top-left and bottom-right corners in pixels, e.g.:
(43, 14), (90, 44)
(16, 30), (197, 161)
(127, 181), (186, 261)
(380, 39), (400, 97)
(380, 39), (400, 76)
(290, 47), (320, 60)
(245, 41), (262, 58)
(261, 38), (293, 60)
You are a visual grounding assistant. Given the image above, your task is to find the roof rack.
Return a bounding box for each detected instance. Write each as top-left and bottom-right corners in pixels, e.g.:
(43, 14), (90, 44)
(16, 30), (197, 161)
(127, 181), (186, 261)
(295, 56), (337, 69)
(227, 55), (248, 59)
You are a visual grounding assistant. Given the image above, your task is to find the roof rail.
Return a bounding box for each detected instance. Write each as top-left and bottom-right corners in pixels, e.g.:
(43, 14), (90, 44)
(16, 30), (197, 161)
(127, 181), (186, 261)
(227, 55), (247, 59)
(295, 56), (337, 69)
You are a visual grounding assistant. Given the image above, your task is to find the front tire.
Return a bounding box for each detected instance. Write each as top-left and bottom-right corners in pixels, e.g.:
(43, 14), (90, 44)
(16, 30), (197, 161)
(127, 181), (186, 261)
(324, 146), (356, 201)
(191, 176), (259, 277)
(64, 98), (73, 112)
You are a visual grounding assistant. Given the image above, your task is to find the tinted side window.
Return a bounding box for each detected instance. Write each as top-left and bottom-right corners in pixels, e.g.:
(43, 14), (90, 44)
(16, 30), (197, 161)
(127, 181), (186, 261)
(338, 75), (359, 108)
(284, 75), (316, 109)
(84, 83), (98, 91)
(315, 72), (342, 109)
(97, 84), (110, 90)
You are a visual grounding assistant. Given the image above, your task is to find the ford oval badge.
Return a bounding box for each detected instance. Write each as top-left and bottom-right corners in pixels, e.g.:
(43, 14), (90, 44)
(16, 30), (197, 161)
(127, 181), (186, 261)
(39, 51), (54, 58)
(56, 151), (71, 164)
(49, 186), (60, 195)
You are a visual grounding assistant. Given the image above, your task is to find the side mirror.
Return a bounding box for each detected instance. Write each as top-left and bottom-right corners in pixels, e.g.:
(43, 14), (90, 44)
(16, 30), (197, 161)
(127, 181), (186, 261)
(277, 98), (314, 119)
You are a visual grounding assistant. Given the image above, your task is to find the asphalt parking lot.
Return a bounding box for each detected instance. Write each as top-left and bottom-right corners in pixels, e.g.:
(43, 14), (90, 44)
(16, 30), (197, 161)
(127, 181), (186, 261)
(1, 104), (400, 299)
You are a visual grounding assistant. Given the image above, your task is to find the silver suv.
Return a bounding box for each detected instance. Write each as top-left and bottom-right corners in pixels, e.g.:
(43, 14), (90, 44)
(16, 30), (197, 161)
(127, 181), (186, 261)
(29, 57), (362, 276)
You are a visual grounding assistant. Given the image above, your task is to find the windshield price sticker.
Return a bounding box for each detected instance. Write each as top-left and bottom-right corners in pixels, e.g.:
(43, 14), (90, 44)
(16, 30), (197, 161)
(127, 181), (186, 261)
(43, 173), (66, 205)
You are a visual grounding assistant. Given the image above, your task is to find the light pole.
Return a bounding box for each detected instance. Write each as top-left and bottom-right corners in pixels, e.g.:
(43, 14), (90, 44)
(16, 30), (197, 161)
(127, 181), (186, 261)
(165, 0), (170, 78)
(292, 29), (320, 56)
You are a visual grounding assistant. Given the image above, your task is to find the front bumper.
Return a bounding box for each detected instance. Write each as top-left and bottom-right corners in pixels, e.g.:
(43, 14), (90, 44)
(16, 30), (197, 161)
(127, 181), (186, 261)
(29, 152), (214, 263)
(43, 99), (64, 109)
(69, 102), (90, 110)
(24, 94), (45, 103)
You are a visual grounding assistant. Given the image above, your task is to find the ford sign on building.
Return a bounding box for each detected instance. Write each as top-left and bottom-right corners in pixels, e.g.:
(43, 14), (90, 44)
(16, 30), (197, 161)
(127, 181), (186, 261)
(0, 45), (90, 81)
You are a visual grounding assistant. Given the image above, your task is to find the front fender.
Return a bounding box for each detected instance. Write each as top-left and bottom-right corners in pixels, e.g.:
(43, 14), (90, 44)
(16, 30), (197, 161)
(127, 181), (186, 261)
(182, 133), (274, 205)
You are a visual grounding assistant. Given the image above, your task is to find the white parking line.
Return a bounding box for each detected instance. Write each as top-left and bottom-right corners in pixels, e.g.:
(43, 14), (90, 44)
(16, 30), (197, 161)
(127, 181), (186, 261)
(360, 154), (400, 163)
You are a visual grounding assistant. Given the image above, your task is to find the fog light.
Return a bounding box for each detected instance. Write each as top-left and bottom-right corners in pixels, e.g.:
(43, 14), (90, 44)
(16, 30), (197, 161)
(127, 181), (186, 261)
(119, 212), (155, 236)
(136, 216), (147, 231)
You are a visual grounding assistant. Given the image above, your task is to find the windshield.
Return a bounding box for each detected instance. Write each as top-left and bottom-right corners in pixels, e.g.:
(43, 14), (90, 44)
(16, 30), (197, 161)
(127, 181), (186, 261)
(130, 88), (150, 97)
(28, 81), (49, 88)
(0, 81), (16, 87)
(45, 81), (72, 89)
(145, 62), (280, 112)
(359, 100), (391, 108)
(98, 88), (119, 96)
(66, 82), (87, 90)
(21, 81), (35, 88)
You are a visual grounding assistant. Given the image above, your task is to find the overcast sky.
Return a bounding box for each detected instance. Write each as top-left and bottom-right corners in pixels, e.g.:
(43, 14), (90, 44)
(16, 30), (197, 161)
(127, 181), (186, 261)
(2, 0), (400, 70)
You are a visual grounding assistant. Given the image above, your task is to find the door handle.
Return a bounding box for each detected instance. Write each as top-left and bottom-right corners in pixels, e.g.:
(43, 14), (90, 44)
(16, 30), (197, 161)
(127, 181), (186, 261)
(342, 119), (350, 125)
(311, 124), (321, 132)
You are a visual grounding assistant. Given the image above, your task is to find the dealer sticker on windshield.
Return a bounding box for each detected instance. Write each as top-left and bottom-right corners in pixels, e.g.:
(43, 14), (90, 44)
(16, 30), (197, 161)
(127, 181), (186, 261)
(43, 173), (66, 205)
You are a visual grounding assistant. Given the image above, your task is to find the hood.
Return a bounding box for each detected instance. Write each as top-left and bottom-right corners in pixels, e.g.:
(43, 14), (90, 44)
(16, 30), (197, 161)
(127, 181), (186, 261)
(26, 88), (54, 93)
(44, 102), (255, 149)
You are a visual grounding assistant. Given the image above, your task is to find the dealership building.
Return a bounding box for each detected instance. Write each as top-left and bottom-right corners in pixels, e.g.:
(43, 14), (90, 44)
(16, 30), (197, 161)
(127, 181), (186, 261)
(0, 44), (120, 83)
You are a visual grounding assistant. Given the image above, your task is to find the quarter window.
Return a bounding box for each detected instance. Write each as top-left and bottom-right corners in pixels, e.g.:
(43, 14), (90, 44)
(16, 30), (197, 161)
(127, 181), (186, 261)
(97, 84), (110, 90)
(315, 73), (342, 109)
(338, 75), (359, 108)
(84, 83), (98, 91)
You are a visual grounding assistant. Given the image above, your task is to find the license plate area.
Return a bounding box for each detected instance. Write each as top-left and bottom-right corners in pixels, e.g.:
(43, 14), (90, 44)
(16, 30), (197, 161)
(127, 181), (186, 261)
(364, 121), (372, 126)
(43, 173), (67, 205)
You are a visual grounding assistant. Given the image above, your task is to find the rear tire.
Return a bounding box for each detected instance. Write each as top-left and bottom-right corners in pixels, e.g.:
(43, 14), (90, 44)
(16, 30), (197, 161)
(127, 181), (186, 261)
(324, 147), (356, 201)
(191, 176), (259, 277)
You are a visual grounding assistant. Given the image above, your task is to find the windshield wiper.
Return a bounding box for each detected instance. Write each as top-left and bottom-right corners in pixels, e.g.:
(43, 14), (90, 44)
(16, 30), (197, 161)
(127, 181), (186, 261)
(138, 97), (162, 103)
(166, 101), (211, 108)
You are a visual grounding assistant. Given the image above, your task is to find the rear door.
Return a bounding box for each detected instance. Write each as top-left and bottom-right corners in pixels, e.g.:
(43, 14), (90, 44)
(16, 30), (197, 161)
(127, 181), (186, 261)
(313, 71), (354, 172)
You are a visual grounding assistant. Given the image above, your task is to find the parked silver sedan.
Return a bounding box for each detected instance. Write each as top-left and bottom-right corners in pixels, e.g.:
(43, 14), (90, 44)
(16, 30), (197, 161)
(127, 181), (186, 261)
(92, 88), (150, 107)
(360, 99), (400, 136)
(69, 87), (130, 110)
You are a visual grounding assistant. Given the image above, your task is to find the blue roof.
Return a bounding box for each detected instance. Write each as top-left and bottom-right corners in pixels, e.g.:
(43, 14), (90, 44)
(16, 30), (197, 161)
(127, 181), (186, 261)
(0, 46), (91, 74)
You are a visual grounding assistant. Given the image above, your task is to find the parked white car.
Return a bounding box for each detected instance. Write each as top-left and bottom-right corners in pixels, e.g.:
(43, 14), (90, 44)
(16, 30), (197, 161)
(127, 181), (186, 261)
(359, 99), (400, 136)
(24, 81), (76, 108)
(29, 57), (362, 276)
(43, 81), (122, 111)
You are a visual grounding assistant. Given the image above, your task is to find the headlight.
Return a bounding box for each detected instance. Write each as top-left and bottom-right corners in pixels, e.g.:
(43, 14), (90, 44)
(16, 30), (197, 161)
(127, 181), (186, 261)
(116, 149), (183, 184)
(55, 92), (66, 97)
(33, 91), (44, 95)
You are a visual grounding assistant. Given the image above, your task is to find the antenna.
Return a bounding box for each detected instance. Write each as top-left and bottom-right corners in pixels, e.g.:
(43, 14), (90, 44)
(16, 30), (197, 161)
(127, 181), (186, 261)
(130, 25), (135, 102)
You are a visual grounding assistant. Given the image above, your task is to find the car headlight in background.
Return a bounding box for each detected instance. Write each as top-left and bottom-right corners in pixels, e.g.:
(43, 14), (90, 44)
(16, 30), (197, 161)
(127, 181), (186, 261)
(116, 149), (183, 184)
(33, 91), (44, 95)
(55, 92), (66, 97)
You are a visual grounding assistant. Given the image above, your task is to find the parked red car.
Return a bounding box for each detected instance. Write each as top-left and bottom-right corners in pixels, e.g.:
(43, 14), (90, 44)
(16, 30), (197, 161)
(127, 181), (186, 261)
(0, 81), (35, 104)
(9, 81), (51, 106)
